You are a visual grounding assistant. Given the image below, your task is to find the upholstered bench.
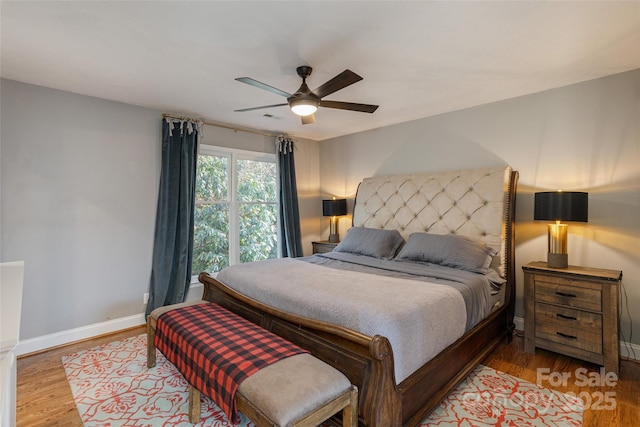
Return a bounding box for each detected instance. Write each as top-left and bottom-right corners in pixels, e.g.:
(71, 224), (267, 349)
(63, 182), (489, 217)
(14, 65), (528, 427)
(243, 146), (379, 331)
(147, 300), (358, 427)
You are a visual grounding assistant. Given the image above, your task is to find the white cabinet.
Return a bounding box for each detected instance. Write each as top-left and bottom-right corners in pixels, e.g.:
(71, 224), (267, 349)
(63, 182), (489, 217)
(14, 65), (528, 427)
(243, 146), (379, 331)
(1, 261), (24, 427)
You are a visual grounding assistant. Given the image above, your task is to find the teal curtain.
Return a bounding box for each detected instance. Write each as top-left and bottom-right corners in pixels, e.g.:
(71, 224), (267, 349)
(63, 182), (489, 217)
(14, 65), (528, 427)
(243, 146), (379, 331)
(276, 136), (303, 257)
(145, 118), (201, 317)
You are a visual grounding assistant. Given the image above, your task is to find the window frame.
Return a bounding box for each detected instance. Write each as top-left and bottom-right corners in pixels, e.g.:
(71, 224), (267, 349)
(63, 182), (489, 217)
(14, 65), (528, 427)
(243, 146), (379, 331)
(192, 144), (279, 281)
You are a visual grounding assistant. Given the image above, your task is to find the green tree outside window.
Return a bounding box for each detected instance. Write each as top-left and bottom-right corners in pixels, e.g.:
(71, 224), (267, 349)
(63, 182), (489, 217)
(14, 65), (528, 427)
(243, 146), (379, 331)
(192, 150), (277, 275)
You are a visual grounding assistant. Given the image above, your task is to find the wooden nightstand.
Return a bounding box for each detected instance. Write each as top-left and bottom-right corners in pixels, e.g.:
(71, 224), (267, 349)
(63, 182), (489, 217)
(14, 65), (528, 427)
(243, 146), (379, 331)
(523, 261), (622, 374)
(312, 241), (338, 254)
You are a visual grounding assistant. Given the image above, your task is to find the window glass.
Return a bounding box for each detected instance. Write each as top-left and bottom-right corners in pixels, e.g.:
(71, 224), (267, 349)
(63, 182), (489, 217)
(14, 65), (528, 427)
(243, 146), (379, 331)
(192, 147), (277, 276)
(238, 158), (278, 263)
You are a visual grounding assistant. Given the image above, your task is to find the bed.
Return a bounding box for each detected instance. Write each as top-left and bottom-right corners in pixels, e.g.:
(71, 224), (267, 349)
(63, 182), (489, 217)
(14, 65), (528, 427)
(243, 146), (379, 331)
(199, 166), (518, 427)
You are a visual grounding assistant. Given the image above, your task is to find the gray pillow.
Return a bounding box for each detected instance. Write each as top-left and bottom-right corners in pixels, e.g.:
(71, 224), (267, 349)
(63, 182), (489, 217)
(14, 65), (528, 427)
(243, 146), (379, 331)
(334, 227), (405, 259)
(395, 232), (497, 274)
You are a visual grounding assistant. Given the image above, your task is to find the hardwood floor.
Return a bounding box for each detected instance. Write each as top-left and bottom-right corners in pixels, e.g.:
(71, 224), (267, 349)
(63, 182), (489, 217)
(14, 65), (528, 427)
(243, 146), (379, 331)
(484, 332), (639, 427)
(16, 328), (639, 426)
(16, 326), (147, 427)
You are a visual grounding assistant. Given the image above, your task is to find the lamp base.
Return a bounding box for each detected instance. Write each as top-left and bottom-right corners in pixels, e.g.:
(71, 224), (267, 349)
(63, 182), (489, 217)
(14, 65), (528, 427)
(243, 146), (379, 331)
(328, 216), (340, 243)
(547, 252), (568, 268)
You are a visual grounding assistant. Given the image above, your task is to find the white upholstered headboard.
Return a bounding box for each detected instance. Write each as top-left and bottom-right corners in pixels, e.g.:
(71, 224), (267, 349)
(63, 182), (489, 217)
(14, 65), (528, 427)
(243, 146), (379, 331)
(353, 167), (515, 277)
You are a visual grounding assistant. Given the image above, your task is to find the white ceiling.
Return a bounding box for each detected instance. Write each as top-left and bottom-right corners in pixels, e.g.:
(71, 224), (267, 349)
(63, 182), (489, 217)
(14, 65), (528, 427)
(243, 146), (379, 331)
(2, 1), (639, 141)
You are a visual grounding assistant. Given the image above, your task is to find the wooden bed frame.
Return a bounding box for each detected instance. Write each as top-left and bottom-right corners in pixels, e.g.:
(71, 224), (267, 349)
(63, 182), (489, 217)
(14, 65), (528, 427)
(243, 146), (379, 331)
(199, 168), (518, 427)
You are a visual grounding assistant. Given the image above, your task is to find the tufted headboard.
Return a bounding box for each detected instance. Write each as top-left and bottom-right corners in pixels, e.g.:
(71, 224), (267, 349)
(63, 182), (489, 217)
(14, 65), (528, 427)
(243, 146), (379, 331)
(353, 167), (516, 278)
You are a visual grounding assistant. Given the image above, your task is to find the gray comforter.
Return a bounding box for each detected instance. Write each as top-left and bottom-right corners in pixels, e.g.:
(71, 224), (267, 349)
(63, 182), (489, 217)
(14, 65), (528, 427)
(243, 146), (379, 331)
(306, 251), (500, 329)
(215, 254), (497, 383)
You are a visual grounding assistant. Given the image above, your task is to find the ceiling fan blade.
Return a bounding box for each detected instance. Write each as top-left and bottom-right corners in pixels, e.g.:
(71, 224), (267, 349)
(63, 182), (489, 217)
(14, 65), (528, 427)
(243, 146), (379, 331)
(313, 69), (363, 99)
(234, 103), (288, 112)
(235, 77), (292, 98)
(319, 100), (379, 113)
(301, 114), (316, 125)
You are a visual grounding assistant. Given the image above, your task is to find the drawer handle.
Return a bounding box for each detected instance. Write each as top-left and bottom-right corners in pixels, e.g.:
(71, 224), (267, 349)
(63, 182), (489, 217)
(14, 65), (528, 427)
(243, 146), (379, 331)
(556, 313), (577, 321)
(555, 291), (577, 298)
(556, 331), (577, 340)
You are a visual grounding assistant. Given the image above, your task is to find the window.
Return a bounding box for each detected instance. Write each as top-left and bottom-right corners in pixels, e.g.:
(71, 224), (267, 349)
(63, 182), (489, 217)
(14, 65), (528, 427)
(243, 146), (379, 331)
(192, 145), (278, 276)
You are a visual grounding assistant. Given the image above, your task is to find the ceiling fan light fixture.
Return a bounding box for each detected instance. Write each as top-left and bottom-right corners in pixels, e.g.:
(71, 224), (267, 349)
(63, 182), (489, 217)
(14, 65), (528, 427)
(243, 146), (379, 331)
(235, 66), (378, 123)
(289, 98), (318, 116)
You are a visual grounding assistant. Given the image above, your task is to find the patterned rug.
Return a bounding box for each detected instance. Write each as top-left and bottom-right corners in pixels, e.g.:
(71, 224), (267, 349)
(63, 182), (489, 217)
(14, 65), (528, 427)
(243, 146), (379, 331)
(62, 334), (583, 426)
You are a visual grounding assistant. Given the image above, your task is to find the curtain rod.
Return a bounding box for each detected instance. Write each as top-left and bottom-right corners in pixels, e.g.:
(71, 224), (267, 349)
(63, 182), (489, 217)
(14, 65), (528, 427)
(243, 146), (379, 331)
(162, 113), (279, 138)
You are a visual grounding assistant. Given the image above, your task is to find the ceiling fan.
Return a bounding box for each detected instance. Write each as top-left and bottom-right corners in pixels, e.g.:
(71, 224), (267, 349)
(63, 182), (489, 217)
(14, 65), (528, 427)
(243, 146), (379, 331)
(234, 66), (379, 124)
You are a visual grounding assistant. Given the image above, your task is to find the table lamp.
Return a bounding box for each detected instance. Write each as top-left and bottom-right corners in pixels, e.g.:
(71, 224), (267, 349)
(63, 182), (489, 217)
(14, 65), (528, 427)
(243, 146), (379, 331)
(534, 191), (588, 268)
(322, 198), (347, 243)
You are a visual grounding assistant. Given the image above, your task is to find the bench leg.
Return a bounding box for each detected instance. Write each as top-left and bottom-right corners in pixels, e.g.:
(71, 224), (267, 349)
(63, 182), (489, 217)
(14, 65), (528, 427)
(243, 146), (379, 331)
(146, 321), (157, 368)
(343, 386), (358, 427)
(189, 385), (201, 423)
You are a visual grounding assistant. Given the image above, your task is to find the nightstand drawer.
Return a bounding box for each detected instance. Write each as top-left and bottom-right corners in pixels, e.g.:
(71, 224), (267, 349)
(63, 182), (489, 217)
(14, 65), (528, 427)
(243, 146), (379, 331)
(534, 278), (601, 312)
(535, 321), (602, 354)
(535, 302), (602, 332)
(312, 241), (338, 254)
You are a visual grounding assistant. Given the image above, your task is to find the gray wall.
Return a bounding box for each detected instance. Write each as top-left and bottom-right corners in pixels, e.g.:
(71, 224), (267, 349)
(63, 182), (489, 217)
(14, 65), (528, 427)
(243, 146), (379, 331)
(319, 69), (640, 346)
(0, 79), (320, 341)
(1, 79), (160, 339)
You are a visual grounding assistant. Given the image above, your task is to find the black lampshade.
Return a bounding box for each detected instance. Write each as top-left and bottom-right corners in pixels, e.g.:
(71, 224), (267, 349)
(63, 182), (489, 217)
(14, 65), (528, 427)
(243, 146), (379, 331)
(534, 191), (588, 222)
(322, 199), (347, 217)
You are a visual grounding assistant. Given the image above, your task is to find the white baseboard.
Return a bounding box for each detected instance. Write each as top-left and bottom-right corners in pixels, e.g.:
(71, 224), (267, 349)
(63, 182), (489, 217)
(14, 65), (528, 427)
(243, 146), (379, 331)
(620, 341), (640, 361)
(14, 284), (205, 357)
(14, 313), (145, 357)
(514, 315), (524, 332)
(513, 315), (639, 361)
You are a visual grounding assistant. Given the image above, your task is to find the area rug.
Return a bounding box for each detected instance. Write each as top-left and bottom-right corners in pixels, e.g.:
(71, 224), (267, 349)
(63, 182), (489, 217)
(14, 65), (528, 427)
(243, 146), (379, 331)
(62, 334), (583, 426)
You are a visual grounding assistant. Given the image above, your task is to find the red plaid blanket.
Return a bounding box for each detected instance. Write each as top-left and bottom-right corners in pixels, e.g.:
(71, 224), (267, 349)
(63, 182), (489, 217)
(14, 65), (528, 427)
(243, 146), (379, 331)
(154, 302), (308, 423)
